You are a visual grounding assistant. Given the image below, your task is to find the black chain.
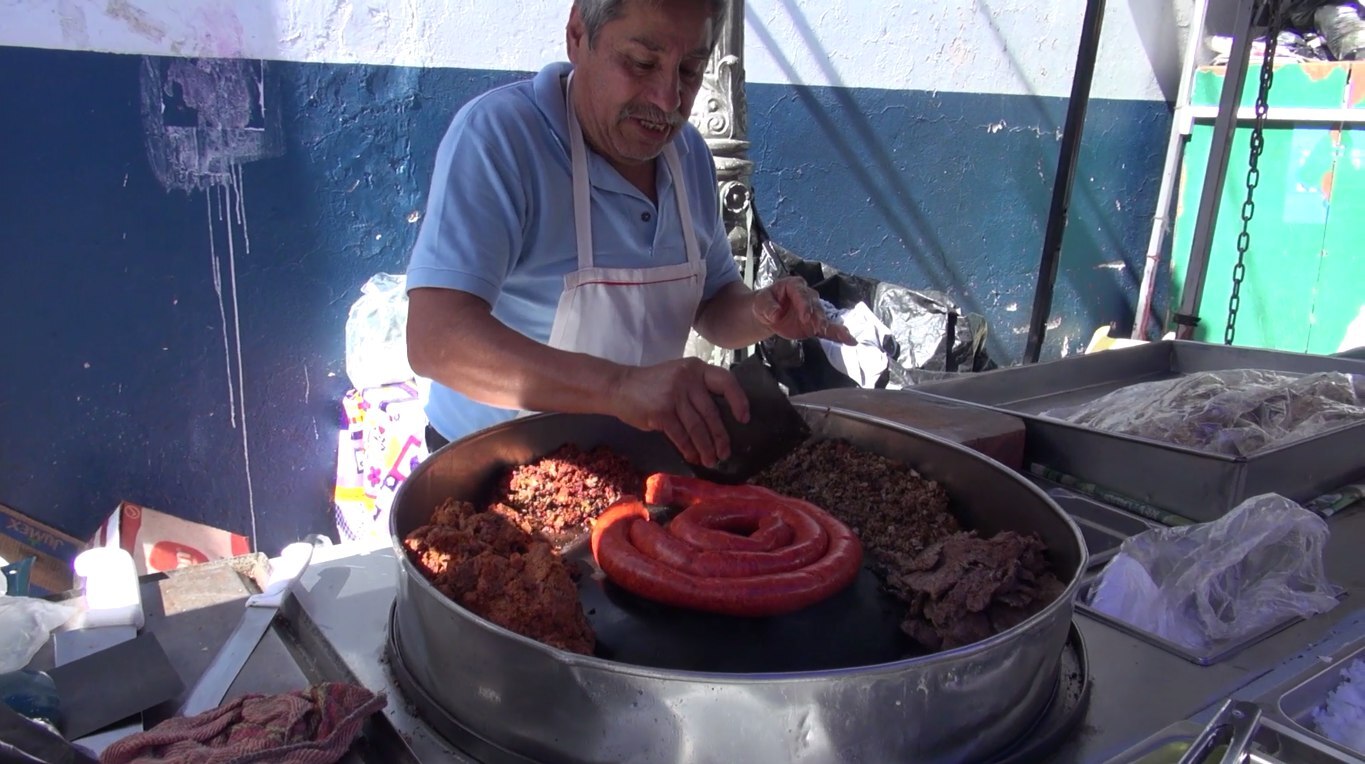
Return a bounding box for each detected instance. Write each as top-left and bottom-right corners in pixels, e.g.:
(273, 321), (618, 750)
(1227, 0), (1285, 345)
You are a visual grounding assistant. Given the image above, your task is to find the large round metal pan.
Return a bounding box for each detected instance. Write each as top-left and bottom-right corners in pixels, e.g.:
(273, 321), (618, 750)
(389, 405), (1088, 763)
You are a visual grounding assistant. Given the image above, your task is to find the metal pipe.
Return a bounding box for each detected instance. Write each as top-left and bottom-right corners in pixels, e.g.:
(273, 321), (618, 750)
(1131, 0), (1212, 341)
(1183, 104), (1365, 124)
(1023, 0), (1109, 364)
(1172, 0), (1260, 340)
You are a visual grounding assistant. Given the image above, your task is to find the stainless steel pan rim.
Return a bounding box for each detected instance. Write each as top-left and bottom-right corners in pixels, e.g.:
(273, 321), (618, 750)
(388, 405), (1087, 681)
(388, 404), (1088, 762)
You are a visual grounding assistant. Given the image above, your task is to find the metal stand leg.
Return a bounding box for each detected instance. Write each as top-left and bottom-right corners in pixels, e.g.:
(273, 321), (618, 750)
(1023, 0), (1108, 364)
(1172, 0), (1261, 340)
(1131, 0), (1213, 340)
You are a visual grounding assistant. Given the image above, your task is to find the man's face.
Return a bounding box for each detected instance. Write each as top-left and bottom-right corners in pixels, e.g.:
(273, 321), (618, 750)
(567, 0), (714, 172)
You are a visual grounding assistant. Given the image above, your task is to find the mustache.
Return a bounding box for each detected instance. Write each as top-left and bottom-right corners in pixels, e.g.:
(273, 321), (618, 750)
(620, 106), (684, 128)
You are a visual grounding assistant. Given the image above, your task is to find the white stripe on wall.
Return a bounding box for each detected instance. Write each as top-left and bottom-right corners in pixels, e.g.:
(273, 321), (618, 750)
(1, 0), (1188, 101)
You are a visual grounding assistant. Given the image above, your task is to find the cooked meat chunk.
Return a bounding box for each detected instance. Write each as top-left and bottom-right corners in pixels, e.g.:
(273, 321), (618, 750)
(887, 531), (1065, 651)
(487, 444), (645, 547)
(752, 438), (960, 573)
(404, 498), (595, 655)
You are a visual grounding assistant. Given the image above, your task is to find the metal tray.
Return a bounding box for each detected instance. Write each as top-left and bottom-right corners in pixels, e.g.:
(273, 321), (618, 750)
(1029, 479), (1159, 570)
(1103, 715), (1363, 763)
(912, 341), (1365, 523)
(1075, 577), (1347, 667)
(1274, 638), (1365, 762)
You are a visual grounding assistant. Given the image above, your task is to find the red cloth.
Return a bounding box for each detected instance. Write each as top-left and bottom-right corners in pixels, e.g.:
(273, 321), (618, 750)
(99, 682), (386, 764)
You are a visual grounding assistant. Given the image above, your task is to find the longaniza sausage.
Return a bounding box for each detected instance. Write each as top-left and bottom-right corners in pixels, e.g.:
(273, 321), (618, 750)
(666, 503), (795, 552)
(593, 475), (863, 616)
(626, 499), (827, 577)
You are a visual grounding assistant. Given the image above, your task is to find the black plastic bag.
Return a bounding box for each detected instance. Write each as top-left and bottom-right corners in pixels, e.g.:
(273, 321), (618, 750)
(751, 230), (995, 396)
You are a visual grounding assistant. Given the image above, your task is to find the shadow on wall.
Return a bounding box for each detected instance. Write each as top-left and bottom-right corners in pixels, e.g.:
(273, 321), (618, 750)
(747, 0), (1152, 360)
(745, 1), (981, 321)
(973, 0), (1141, 339)
(1126, 0), (1188, 103)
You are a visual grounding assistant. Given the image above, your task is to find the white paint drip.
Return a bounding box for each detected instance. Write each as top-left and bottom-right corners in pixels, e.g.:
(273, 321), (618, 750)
(207, 188), (236, 427)
(225, 167), (259, 550)
(205, 168), (259, 550)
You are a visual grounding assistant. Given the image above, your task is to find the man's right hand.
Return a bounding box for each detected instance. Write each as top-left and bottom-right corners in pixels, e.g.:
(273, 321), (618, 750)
(607, 359), (750, 467)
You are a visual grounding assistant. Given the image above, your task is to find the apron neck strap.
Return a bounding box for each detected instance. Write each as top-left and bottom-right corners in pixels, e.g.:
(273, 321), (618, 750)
(565, 72), (701, 271)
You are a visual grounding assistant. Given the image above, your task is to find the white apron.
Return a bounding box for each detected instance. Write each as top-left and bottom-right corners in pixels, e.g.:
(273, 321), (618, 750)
(545, 73), (706, 367)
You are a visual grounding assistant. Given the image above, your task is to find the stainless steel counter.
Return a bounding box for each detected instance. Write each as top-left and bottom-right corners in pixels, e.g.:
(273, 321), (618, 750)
(267, 500), (1365, 763)
(1052, 504), (1365, 762)
(86, 409), (1364, 761)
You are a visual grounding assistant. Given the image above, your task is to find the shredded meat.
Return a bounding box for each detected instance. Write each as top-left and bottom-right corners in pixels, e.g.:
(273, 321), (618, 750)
(886, 531), (1065, 651)
(486, 444), (645, 547)
(755, 437), (1063, 652)
(751, 438), (961, 574)
(404, 498), (595, 655)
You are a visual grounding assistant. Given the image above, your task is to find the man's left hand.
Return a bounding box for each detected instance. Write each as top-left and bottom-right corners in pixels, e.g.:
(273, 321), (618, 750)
(752, 276), (857, 346)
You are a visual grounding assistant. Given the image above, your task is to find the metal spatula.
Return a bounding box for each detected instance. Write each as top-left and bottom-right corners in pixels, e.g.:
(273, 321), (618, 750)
(690, 356), (811, 485)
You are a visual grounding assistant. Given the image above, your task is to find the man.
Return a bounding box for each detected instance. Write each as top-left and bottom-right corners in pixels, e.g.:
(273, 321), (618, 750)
(405, 0), (852, 467)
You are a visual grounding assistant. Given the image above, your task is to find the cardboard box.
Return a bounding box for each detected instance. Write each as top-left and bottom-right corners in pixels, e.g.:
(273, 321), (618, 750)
(89, 502), (251, 576)
(0, 503), (84, 595)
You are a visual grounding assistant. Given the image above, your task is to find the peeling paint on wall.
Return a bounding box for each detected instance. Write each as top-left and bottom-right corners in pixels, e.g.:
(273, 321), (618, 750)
(2, 0), (1184, 100)
(107, 0), (168, 44)
(139, 58), (282, 192)
(138, 56), (286, 549)
(203, 166), (258, 544)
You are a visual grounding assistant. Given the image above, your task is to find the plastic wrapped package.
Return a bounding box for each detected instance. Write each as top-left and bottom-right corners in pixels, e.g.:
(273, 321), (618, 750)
(1040, 369), (1365, 457)
(0, 596), (77, 673)
(753, 240), (995, 394)
(1087, 494), (1338, 651)
(344, 273), (415, 390)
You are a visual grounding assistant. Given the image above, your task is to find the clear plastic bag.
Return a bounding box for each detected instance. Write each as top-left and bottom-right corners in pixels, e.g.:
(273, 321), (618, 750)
(1041, 369), (1365, 457)
(345, 273), (416, 390)
(1087, 494), (1339, 650)
(0, 596), (78, 673)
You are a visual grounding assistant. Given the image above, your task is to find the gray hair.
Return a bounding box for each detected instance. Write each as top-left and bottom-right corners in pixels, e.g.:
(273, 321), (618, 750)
(574, 0), (727, 47)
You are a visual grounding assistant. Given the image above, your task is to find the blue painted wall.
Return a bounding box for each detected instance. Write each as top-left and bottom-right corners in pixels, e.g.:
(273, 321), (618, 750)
(746, 85), (1170, 361)
(0, 45), (1169, 552)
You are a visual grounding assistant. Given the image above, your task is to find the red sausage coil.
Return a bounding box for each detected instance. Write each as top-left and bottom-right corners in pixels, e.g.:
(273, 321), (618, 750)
(590, 474), (864, 617)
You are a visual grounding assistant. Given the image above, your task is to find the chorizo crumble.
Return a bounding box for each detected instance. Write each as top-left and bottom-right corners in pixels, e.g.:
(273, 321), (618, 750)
(486, 444), (645, 547)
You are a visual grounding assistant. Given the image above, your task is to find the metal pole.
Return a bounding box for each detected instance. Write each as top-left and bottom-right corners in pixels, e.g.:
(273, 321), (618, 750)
(690, 0), (753, 284)
(1131, 0), (1212, 340)
(1172, 0), (1260, 340)
(688, 0), (753, 363)
(1023, 0), (1108, 364)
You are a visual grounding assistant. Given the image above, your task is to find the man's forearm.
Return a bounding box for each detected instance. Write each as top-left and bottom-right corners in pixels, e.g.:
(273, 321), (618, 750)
(693, 281), (774, 349)
(406, 288), (625, 416)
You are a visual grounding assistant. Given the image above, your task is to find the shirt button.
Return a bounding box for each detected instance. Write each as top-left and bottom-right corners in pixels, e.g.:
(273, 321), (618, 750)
(641, 211), (652, 222)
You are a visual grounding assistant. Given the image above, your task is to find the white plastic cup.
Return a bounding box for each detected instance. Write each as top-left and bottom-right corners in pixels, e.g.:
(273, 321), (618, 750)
(73, 547), (145, 629)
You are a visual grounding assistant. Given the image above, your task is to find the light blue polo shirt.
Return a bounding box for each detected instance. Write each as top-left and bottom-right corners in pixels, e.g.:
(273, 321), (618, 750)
(406, 61), (741, 442)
